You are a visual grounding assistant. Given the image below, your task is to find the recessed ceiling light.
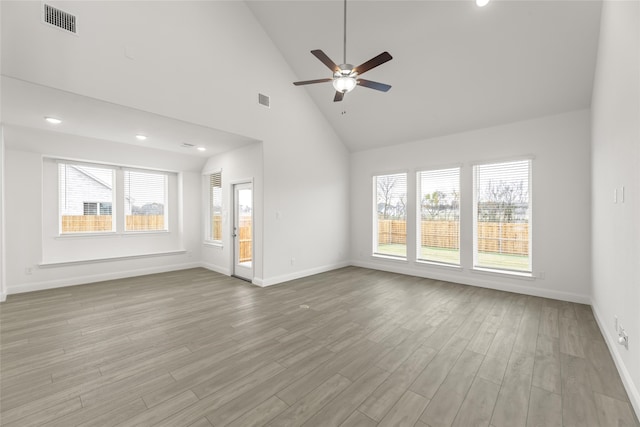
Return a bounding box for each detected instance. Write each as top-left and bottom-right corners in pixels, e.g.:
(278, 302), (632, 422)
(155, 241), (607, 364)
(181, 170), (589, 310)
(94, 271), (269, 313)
(45, 117), (62, 124)
(476, 0), (490, 7)
(136, 134), (148, 141)
(197, 147), (206, 152)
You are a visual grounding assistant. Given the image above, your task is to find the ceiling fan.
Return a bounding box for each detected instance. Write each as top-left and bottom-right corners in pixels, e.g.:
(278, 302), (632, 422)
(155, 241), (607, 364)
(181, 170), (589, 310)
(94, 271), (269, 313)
(293, 0), (393, 102)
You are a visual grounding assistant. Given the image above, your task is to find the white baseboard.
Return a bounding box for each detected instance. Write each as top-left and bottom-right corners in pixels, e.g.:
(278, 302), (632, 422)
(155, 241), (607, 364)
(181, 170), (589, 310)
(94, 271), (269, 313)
(0, 291), (6, 302)
(591, 302), (640, 419)
(350, 259), (590, 304)
(255, 261), (351, 287)
(7, 262), (201, 295)
(199, 261), (230, 276)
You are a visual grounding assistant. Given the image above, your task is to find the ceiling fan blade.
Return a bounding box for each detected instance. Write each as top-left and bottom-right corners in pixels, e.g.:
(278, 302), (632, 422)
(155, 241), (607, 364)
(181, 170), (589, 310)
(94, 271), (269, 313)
(311, 50), (340, 72)
(293, 78), (333, 86)
(334, 91), (345, 102)
(353, 51), (393, 75)
(357, 79), (392, 92)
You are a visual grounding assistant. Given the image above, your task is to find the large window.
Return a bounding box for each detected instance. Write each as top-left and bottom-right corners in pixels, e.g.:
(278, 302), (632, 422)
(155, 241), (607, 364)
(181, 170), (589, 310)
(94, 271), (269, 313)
(473, 159), (531, 273)
(418, 167), (460, 265)
(374, 173), (407, 258)
(209, 171), (222, 242)
(58, 161), (170, 234)
(124, 170), (168, 231)
(59, 163), (115, 234)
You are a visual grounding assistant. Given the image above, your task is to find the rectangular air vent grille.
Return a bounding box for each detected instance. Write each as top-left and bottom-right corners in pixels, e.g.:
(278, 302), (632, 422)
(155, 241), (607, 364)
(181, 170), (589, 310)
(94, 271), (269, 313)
(43, 4), (77, 34)
(258, 93), (270, 108)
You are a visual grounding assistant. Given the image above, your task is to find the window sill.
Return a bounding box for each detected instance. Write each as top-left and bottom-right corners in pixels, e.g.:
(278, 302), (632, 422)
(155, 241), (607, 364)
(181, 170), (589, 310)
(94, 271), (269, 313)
(472, 267), (534, 280)
(203, 241), (223, 248)
(415, 260), (463, 271)
(39, 250), (188, 267)
(372, 253), (408, 262)
(56, 230), (170, 239)
(56, 232), (118, 239)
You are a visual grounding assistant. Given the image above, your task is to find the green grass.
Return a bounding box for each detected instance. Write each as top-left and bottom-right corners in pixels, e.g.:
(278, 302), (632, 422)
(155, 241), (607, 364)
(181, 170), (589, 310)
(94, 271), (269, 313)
(375, 244), (529, 271)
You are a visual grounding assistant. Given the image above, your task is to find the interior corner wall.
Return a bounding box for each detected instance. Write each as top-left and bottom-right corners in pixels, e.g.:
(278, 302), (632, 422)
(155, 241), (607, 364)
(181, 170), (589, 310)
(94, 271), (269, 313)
(201, 142), (264, 280)
(591, 0), (640, 416)
(1, 1), (351, 288)
(350, 109), (592, 303)
(2, 126), (205, 295)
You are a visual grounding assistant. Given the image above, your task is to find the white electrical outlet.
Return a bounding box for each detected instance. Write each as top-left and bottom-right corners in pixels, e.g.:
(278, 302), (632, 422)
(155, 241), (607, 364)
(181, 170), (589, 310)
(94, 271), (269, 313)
(25, 267), (33, 275)
(290, 257), (295, 266)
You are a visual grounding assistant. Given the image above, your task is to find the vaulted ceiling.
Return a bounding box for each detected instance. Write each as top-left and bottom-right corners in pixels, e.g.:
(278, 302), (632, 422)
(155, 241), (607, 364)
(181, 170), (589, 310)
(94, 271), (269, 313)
(1, 1), (603, 154)
(247, 0), (602, 151)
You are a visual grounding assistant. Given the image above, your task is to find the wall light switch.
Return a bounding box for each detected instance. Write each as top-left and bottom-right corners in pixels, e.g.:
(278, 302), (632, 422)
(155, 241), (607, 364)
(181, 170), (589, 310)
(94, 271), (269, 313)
(614, 188), (617, 203)
(621, 186), (625, 203)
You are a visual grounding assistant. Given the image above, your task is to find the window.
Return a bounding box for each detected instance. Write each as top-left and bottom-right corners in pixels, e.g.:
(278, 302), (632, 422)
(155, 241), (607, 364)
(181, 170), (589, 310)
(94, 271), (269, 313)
(473, 159), (531, 273)
(209, 172), (222, 242)
(374, 173), (407, 258)
(124, 170), (168, 232)
(83, 202), (112, 216)
(418, 167), (460, 265)
(59, 163), (115, 233)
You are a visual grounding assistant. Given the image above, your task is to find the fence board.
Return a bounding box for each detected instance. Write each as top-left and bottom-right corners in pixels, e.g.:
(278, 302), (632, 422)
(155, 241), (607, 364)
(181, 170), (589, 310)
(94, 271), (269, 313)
(377, 219), (528, 255)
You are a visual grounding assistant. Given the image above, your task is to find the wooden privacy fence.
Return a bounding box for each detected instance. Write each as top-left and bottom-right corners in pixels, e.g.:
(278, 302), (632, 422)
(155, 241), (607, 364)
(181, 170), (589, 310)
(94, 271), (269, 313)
(61, 215), (166, 232)
(378, 219), (529, 256)
(212, 215), (252, 263)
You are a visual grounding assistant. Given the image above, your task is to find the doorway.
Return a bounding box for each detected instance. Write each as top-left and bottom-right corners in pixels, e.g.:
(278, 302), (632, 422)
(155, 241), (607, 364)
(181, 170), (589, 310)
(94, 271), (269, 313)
(232, 182), (253, 281)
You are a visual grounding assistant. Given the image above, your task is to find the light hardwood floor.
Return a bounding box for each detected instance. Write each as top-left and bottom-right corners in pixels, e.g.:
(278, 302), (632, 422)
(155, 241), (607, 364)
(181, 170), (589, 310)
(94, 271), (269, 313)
(1, 267), (638, 426)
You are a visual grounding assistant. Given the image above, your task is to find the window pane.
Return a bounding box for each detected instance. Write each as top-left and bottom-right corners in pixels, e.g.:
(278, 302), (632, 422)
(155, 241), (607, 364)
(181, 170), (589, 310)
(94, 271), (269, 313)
(474, 160), (531, 272)
(59, 163), (114, 233)
(124, 170), (167, 231)
(210, 172), (222, 241)
(374, 173), (407, 258)
(418, 168), (460, 265)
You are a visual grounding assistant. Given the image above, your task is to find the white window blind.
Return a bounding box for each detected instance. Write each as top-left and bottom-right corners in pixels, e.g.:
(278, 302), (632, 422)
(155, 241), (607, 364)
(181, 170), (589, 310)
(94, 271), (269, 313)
(209, 172), (222, 242)
(58, 163), (115, 234)
(474, 159), (531, 273)
(374, 173), (407, 258)
(124, 170), (168, 231)
(418, 167), (460, 265)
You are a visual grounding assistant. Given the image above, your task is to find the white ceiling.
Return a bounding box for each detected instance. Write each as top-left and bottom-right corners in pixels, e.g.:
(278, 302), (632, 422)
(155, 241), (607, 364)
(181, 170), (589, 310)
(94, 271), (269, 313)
(1, 76), (258, 157)
(247, 0), (602, 151)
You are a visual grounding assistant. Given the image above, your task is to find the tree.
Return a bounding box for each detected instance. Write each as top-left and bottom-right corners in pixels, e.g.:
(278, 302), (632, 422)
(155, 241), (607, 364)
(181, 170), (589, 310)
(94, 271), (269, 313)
(479, 180), (527, 223)
(422, 191), (446, 219)
(377, 176), (398, 219)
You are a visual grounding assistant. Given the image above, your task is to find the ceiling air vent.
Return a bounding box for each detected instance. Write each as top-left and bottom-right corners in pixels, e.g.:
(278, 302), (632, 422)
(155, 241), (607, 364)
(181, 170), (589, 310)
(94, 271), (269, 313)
(181, 143), (196, 148)
(258, 93), (270, 108)
(43, 4), (77, 34)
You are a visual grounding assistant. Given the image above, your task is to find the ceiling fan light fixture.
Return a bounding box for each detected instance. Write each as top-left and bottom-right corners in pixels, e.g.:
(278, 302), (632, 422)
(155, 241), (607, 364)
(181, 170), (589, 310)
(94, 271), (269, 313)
(333, 75), (357, 93)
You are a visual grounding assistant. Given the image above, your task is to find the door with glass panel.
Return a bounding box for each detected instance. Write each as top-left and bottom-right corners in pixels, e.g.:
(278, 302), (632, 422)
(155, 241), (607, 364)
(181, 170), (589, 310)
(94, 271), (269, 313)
(232, 182), (253, 281)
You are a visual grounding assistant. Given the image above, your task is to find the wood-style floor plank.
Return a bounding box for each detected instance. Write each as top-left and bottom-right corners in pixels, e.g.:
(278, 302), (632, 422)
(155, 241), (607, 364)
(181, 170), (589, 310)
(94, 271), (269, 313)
(0, 267), (637, 426)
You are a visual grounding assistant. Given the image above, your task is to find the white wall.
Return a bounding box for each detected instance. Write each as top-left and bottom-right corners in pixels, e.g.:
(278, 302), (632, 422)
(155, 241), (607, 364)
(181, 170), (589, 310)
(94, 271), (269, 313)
(0, 126), (5, 302)
(591, 0), (640, 415)
(1, 1), (351, 287)
(351, 110), (592, 303)
(3, 125), (205, 294)
(201, 142), (263, 280)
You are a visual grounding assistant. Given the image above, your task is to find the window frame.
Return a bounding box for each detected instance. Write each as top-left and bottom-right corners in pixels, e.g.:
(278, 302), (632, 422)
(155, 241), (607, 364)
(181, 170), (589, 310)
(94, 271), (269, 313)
(204, 170), (223, 245)
(58, 161), (116, 235)
(416, 166), (461, 267)
(472, 158), (533, 276)
(56, 159), (173, 237)
(123, 168), (169, 233)
(372, 171), (408, 260)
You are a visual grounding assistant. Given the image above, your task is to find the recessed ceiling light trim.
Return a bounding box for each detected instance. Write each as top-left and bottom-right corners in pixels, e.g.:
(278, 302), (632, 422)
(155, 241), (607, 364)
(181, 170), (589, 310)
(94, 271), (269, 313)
(136, 134), (148, 141)
(197, 147), (206, 152)
(45, 116), (62, 124)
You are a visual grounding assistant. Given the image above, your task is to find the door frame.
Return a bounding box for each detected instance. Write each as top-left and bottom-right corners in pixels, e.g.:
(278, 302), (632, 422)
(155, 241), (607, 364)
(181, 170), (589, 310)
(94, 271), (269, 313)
(230, 179), (254, 282)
